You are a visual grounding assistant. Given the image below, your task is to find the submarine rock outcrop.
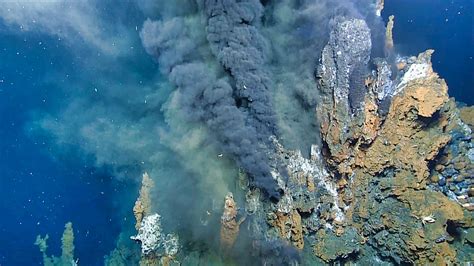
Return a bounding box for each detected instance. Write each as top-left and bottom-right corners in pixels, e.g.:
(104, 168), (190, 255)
(35, 222), (77, 266)
(133, 172), (154, 231)
(316, 17), (372, 175)
(313, 16), (473, 264)
(104, 11), (474, 266)
(238, 18), (472, 263)
(130, 173), (179, 266)
(220, 192), (244, 250)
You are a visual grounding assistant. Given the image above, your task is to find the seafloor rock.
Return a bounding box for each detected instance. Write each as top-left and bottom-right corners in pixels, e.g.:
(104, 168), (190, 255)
(427, 101), (474, 210)
(106, 12), (473, 266)
(265, 140), (346, 250)
(355, 50), (451, 186)
(35, 222), (77, 266)
(384, 15), (394, 54)
(312, 227), (362, 262)
(220, 192), (243, 250)
(248, 18), (474, 264)
(131, 213), (164, 255)
(316, 17), (372, 174)
(311, 16), (473, 264)
(460, 106), (474, 128)
(345, 51), (471, 264)
(131, 213), (179, 265)
(268, 209), (304, 250)
(129, 172), (179, 266)
(133, 172), (154, 231)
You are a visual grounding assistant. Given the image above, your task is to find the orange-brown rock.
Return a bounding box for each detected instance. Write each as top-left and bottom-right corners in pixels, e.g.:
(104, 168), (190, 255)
(355, 51), (450, 188)
(361, 94), (381, 143)
(133, 172), (154, 230)
(269, 210), (304, 250)
(317, 50), (472, 264)
(220, 193), (241, 250)
(397, 61), (407, 70)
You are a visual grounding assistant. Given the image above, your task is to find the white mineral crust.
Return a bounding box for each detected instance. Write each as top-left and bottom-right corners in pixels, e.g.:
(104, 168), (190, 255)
(131, 213), (162, 255)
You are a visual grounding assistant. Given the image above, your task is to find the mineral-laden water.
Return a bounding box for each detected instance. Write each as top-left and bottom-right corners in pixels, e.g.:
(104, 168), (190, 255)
(0, 1), (472, 265)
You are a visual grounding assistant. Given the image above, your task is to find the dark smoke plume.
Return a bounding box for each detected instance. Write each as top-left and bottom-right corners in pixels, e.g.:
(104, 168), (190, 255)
(140, 0), (282, 198)
(20, 0), (387, 263)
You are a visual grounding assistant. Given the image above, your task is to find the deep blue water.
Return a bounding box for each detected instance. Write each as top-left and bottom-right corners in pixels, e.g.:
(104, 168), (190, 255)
(0, 1), (472, 266)
(0, 1), (154, 264)
(384, 0), (473, 105)
(0, 26), (128, 266)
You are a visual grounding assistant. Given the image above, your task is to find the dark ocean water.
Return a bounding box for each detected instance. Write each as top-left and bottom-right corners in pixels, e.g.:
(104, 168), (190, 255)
(0, 2), (147, 264)
(384, 0), (473, 105)
(0, 33), (126, 265)
(0, 1), (472, 266)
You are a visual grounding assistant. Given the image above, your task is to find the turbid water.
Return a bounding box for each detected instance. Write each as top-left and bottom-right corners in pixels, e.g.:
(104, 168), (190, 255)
(0, 1), (472, 265)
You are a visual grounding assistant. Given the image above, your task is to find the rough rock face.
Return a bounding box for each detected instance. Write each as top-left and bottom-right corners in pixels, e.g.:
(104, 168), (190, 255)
(460, 106), (474, 128)
(129, 173), (179, 266)
(429, 103), (474, 211)
(237, 24), (472, 262)
(312, 17), (473, 264)
(316, 17), (372, 173)
(312, 227), (362, 262)
(103, 10), (473, 266)
(384, 15), (394, 55)
(35, 222), (77, 266)
(133, 173), (154, 231)
(264, 140), (347, 251)
(220, 193), (243, 250)
(131, 213), (179, 266)
(131, 214), (164, 255)
(356, 50), (451, 185)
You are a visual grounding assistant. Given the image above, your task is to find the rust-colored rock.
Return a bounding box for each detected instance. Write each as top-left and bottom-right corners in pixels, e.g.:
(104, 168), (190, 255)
(133, 172), (154, 231)
(356, 51), (450, 188)
(220, 193), (242, 250)
(317, 49), (471, 263)
(361, 93), (381, 143)
(269, 210), (304, 250)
